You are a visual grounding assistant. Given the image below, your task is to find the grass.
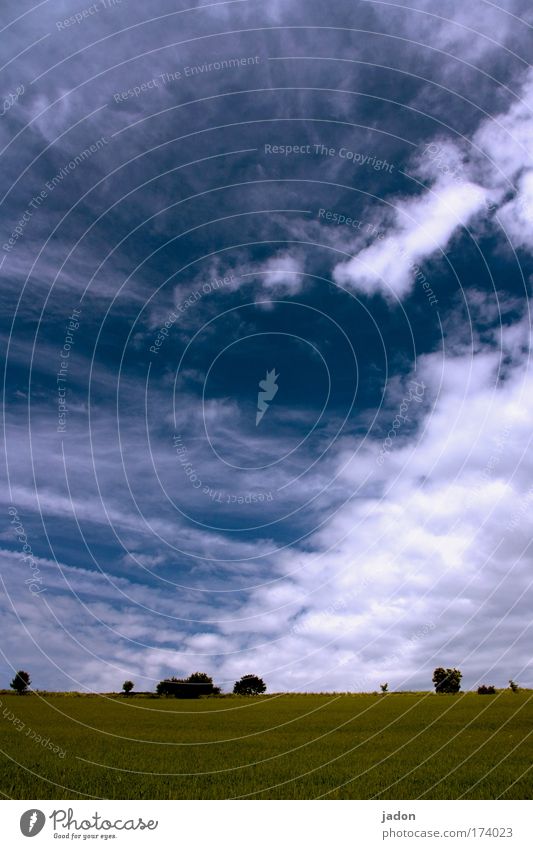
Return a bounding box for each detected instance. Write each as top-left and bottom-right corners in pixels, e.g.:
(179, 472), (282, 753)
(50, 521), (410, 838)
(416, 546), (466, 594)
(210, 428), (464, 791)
(0, 691), (531, 799)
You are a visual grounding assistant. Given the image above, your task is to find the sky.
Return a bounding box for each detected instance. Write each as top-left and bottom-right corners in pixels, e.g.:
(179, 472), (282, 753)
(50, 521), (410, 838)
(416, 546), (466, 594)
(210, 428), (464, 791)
(1, 0), (533, 694)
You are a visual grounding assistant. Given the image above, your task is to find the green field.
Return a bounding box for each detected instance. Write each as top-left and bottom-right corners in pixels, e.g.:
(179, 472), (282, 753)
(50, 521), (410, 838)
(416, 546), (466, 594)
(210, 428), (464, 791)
(0, 691), (531, 799)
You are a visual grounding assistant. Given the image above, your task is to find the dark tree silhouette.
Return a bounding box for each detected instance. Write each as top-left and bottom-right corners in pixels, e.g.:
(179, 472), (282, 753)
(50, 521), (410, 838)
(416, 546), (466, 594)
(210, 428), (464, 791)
(477, 685), (496, 695)
(432, 667), (462, 694)
(10, 670), (31, 694)
(233, 674), (267, 695)
(157, 676), (181, 697)
(157, 673), (220, 698)
(122, 681), (134, 695)
(187, 672), (213, 685)
(186, 672), (220, 696)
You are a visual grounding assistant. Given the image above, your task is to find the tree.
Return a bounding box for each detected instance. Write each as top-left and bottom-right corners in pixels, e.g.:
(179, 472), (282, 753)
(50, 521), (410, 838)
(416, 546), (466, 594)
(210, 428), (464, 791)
(187, 672), (213, 685)
(477, 685), (496, 695)
(157, 677), (181, 697)
(509, 679), (519, 692)
(233, 674), (267, 695)
(10, 670), (31, 695)
(157, 673), (220, 698)
(122, 681), (134, 695)
(380, 683), (388, 693)
(432, 667), (462, 694)
(157, 677), (190, 697)
(186, 672), (220, 696)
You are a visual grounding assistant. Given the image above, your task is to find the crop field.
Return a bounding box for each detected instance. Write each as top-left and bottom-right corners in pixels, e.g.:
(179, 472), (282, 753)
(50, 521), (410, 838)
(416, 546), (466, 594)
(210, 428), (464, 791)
(0, 692), (531, 800)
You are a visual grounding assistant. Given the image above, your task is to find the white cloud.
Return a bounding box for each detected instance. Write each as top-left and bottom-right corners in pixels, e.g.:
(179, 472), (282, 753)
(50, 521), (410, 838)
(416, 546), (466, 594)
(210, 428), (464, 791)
(371, 0), (533, 65)
(3, 0), (533, 698)
(333, 179), (487, 299)
(257, 252), (304, 292)
(199, 305), (533, 692)
(332, 67), (533, 300)
(473, 70), (533, 184)
(498, 171), (533, 250)
(6, 300), (532, 693)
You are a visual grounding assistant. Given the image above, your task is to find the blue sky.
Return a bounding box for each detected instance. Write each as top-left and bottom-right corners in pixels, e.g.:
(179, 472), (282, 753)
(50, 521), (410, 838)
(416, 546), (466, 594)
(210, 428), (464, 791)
(1, 0), (533, 693)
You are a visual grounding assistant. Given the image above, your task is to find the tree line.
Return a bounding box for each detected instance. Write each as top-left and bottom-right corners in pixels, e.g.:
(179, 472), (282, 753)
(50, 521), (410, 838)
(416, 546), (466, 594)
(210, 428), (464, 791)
(8, 670), (267, 698)
(8, 668), (521, 697)
(153, 672), (266, 698)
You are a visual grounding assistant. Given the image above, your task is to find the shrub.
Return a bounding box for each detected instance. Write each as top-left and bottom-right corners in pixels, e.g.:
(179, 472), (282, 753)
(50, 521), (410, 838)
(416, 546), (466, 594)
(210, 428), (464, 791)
(10, 670), (31, 695)
(477, 685), (496, 695)
(432, 667), (462, 694)
(157, 673), (220, 698)
(157, 678), (192, 698)
(233, 674), (267, 695)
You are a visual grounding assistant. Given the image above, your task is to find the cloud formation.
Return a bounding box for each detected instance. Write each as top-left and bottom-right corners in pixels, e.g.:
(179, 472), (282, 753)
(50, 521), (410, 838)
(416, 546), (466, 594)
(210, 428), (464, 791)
(1, 0), (532, 697)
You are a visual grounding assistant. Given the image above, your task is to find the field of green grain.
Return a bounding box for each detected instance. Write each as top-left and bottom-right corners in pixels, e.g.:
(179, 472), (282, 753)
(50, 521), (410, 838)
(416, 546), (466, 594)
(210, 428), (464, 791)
(0, 691), (531, 799)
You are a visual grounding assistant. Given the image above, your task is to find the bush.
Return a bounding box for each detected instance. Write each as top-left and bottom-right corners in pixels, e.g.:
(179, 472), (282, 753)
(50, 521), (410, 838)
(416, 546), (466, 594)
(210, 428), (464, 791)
(157, 673), (220, 698)
(10, 670), (31, 695)
(432, 667), (462, 694)
(477, 685), (496, 695)
(233, 675), (267, 695)
(122, 681), (134, 695)
(156, 678), (191, 698)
